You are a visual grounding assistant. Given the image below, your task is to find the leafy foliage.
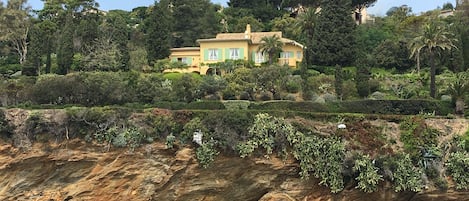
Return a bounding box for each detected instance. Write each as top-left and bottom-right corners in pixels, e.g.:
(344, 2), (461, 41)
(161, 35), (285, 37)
(392, 154), (423, 192)
(353, 154), (382, 193)
(399, 116), (439, 161)
(196, 139), (219, 168)
(446, 151), (469, 190)
(238, 113), (345, 193)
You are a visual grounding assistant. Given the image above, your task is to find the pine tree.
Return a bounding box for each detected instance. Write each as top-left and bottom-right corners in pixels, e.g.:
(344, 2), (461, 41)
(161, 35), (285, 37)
(144, 0), (171, 65)
(312, 0), (357, 67)
(57, 14), (74, 75)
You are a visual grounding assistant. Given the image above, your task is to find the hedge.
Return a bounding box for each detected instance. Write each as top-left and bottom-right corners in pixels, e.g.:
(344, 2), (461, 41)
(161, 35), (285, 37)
(249, 100), (453, 115)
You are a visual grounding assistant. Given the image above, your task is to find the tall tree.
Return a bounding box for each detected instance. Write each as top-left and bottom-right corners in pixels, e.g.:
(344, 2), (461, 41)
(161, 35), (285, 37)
(312, 0), (356, 67)
(56, 14), (74, 75)
(0, 0), (32, 64)
(98, 10), (130, 70)
(144, 0), (171, 65)
(171, 0), (221, 47)
(409, 20), (456, 98)
(258, 35), (283, 65)
(295, 7), (317, 66)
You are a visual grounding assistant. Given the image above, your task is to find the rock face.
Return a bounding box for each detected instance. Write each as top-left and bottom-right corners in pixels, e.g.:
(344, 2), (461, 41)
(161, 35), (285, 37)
(0, 140), (468, 201)
(1, 109), (469, 201)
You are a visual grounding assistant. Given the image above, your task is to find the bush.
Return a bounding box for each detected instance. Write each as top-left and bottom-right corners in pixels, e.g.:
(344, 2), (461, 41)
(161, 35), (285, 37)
(353, 154), (383, 193)
(0, 109), (12, 138)
(222, 100), (250, 110)
(392, 154), (423, 192)
(196, 140), (219, 168)
(399, 116), (439, 161)
(446, 151), (469, 190)
(285, 79), (301, 93)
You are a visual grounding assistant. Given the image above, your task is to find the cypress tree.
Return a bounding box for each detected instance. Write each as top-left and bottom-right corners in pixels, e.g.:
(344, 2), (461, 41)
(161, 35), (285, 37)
(144, 0), (171, 66)
(57, 14), (74, 75)
(312, 0), (357, 67)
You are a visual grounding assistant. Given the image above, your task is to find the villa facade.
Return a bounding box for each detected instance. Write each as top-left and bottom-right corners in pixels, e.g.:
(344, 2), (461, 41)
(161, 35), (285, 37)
(168, 24), (304, 75)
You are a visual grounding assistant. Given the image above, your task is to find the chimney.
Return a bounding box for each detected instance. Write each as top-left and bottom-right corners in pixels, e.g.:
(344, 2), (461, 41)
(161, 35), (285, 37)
(244, 24), (251, 39)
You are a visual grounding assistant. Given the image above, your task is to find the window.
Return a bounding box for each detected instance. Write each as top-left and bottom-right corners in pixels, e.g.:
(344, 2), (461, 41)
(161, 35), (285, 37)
(177, 57), (188, 64)
(255, 52), (265, 63)
(281, 52), (293, 58)
(229, 48), (240, 60)
(208, 49), (218, 60)
(297, 51), (302, 59)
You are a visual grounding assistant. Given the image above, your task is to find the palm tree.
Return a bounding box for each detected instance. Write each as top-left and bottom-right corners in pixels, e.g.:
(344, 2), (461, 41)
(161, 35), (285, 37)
(446, 72), (469, 115)
(258, 35), (283, 65)
(409, 20), (456, 98)
(295, 7), (317, 66)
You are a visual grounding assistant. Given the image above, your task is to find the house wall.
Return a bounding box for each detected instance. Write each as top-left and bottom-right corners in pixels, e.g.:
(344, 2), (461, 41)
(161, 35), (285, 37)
(169, 50), (201, 67)
(249, 44), (303, 68)
(199, 41), (250, 65)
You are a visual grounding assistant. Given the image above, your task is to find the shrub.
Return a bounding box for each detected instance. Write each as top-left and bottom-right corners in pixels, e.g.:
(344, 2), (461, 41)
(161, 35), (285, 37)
(399, 116), (439, 161)
(392, 154), (423, 192)
(285, 79), (301, 93)
(222, 100), (250, 110)
(237, 113), (345, 193)
(0, 109), (12, 138)
(196, 140), (219, 168)
(353, 154), (383, 193)
(446, 151), (469, 190)
(180, 117), (207, 144)
(165, 134), (176, 149)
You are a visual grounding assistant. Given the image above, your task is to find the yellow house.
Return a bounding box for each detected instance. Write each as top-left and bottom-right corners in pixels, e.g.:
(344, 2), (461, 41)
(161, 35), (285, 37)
(169, 24), (304, 75)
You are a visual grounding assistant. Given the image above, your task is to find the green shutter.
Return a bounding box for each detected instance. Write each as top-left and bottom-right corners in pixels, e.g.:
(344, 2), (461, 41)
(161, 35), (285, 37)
(239, 48), (244, 59)
(252, 51), (256, 62)
(187, 57), (192, 65)
(218, 49), (223, 61)
(204, 49), (209, 61)
(171, 57), (177, 62)
(225, 48), (230, 60)
(289, 51), (294, 58)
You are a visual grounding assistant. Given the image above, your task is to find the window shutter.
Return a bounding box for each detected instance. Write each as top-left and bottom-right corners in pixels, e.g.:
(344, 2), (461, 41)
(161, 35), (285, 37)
(171, 57), (177, 62)
(252, 51), (256, 62)
(225, 48), (230, 60)
(218, 49), (223, 61)
(239, 48), (244, 59)
(204, 49), (209, 61)
(289, 51), (294, 58)
(187, 57), (192, 65)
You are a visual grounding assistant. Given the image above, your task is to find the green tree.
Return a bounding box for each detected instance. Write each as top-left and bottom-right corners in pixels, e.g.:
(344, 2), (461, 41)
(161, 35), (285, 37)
(409, 20), (456, 98)
(99, 10), (131, 70)
(171, 0), (221, 47)
(312, 0), (356, 67)
(258, 35), (283, 65)
(144, 1), (171, 65)
(56, 14), (74, 75)
(295, 7), (317, 66)
(0, 0), (31, 64)
(334, 65), (343, 100)
(373, 39), (414, 71)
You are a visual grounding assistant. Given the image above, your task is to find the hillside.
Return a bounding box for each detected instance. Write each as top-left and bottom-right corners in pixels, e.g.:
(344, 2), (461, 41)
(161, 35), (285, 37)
(0, 108), (468, 201)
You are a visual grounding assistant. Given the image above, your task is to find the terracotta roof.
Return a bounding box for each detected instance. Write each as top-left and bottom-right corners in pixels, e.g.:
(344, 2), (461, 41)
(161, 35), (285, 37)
(170, 47), (200, 51)
(196, 28), (304, 48)
(215, 32), (283, 44)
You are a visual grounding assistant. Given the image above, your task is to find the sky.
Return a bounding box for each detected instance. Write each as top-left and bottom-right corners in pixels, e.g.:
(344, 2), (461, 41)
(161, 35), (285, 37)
(14, 0), (458, 16)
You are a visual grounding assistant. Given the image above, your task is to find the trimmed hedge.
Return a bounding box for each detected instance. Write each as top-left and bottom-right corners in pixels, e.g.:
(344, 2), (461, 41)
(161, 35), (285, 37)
(152, 101), (226, 110)
(249, 100), (453, 115)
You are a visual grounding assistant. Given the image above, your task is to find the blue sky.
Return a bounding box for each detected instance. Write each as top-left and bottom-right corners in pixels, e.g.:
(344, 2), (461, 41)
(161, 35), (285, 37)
(18, 0), (457, 16)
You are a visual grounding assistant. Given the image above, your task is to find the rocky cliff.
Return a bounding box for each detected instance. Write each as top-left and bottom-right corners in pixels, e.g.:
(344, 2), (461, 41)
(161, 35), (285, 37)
(0, 109), (468, 201)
